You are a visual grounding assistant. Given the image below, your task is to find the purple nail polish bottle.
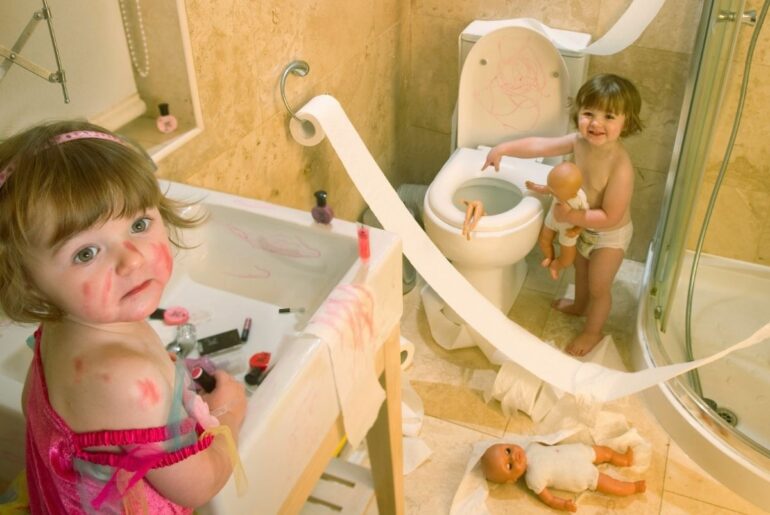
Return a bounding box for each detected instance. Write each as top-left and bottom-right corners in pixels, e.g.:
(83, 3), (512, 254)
(312, 190), (334, 224)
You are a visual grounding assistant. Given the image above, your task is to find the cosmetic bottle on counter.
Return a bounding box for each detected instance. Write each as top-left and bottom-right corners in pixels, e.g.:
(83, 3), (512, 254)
(312, 190), (334, 224)
(156, 103), (178, 134)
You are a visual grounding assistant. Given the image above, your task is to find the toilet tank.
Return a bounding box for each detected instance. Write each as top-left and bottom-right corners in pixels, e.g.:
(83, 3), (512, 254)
(451, 20), (591, 152)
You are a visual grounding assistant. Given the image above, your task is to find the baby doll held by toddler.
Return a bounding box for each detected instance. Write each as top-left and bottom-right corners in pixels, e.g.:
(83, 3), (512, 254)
(481, 442), (645, 512)
(0, 121), (247, 513)
(525, 162), (588, 280)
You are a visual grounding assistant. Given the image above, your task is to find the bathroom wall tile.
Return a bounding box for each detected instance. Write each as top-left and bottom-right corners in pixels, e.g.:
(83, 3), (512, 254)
(629, 167), (668, 262)
(408, 14), (465, 134)
(501, 0), (600, 34)
(705, 62), (770, 194)
(688, 184), (768, 263)
(411, 381), (510, 435)
(398, 125), (452, 185)
(735, 0), (770, 67)
(411, 0), (507, 22)
(589, 46), (691, 176)
(374, 0), (408, 35)
(663, 442), (768, 514)
(597, 0), (701, 55)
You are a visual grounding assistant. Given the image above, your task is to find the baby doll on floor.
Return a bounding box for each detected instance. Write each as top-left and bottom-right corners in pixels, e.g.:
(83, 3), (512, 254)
(481, 442), (645, 512)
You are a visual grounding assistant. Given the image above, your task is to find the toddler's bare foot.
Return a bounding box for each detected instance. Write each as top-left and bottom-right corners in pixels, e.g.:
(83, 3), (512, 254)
(565, 331), (603, 356)
(551, 298), (585, 316)
(635, 480), (646, 493)
(541, 257), (553, 267)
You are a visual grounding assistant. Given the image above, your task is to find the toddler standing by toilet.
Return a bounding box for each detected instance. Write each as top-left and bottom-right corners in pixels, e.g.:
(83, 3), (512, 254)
(482, 73), (643, 357)
(0, 121), (246, 513)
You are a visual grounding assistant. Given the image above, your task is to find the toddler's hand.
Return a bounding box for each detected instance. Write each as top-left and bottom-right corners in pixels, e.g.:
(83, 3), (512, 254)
(482, 148), (502, 172)
(203, 370), (247, 429)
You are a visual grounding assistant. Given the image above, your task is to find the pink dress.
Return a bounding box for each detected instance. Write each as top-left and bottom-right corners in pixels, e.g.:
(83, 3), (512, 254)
(25, 328), (215, 514)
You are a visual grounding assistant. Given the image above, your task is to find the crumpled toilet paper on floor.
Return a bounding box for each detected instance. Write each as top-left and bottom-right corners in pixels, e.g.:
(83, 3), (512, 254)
(290, 94), (770, 403)
(482, 335), (626, 423)
(448, 405), (650, 515)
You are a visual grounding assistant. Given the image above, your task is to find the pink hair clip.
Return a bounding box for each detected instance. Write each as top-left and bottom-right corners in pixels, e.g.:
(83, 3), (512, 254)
(0, 130), (124, 189)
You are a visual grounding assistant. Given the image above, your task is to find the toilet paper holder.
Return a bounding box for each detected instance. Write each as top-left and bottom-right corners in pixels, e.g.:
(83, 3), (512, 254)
(280, 60), (310, 122)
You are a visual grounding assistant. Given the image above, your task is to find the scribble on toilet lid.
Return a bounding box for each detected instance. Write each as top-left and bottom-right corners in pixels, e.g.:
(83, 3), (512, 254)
(474, 39), (549, 131)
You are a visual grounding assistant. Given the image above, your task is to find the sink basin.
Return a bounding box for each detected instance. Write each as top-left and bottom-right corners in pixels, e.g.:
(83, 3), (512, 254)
(0, 181), (404, 512)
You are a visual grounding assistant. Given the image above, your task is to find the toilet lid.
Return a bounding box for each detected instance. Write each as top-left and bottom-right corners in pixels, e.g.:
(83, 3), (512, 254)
(457, 26), (569, 149)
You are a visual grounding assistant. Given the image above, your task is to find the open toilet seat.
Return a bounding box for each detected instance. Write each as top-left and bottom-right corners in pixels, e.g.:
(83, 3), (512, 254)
(425, 147), (548, 234)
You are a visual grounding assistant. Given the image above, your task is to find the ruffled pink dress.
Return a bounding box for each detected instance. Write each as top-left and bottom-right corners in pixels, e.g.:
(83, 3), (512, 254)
(24, 328), (215, 514)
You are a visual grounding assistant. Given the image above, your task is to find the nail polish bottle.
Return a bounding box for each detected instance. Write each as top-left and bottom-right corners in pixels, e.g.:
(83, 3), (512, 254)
(156, 103), (178, 134)
(312, 190), (334, 224)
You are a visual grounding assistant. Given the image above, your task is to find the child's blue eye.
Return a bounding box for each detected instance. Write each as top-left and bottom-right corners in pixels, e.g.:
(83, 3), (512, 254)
(131, 217), (151, 233)
(74, 246), (99, 264)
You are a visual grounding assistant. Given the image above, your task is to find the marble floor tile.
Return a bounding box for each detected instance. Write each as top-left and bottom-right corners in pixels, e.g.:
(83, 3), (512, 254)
(396, 255), (768, 514)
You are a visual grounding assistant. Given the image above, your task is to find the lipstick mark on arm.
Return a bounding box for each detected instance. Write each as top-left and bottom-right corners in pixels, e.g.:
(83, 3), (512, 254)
(136, 378), (161, 407)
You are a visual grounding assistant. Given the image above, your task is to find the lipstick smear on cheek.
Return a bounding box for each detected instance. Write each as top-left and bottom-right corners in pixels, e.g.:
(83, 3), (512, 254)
(152, 242), (173, 279)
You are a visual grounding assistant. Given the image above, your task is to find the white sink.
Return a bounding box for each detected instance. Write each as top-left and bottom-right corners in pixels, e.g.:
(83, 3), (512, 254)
(0, 181), (404, 512)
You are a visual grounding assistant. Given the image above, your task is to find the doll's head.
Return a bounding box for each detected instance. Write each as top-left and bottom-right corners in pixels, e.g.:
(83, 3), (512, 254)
(481, 443), (528, 484)
(0, 120), (201, 323)
(547, 162), (582, 203)
(571, 73), (643, 137)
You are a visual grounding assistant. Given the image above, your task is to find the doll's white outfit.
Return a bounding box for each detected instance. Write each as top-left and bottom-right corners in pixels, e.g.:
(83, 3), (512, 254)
(523, 442), (599, 494)
(544, 190), (589, 247)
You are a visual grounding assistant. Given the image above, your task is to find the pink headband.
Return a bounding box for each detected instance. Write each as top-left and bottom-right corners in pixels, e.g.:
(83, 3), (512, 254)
(0, 130), (124, 189)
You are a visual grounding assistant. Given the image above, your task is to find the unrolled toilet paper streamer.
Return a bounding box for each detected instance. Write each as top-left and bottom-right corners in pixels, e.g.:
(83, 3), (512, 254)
(473, 0), (666, 57)
(289, 95), (770, 402)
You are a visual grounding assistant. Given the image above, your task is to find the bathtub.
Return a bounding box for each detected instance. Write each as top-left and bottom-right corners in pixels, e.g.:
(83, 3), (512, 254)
(634, 251), (770, 510)
(0, 181), (404, 512)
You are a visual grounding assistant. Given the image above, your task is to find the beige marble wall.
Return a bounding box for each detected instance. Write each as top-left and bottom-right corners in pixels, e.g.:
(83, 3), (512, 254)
(690, 0), (770, 265)
(402, 0), (701, 261)
(153, 1), (708, 262)
(156, 0), (409, 222)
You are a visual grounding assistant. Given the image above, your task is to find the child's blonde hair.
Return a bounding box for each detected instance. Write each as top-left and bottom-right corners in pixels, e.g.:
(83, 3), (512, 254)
(571, 73), (644, 137)
(0, 120), (202, 323)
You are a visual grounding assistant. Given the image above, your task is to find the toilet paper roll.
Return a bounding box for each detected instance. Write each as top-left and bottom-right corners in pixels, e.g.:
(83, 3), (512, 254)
(400, 336), (416, 371)
(290, 94), (770, 402)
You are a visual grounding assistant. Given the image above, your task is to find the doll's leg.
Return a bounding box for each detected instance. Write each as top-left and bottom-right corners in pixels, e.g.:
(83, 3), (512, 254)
(549, 244), (577, 280)
(565, 247), (624, 356)
(596, 473), (646, 496)
(593, 445), (633, 467)
(552, 252), (589, 315)
(538, 226), (557, 267)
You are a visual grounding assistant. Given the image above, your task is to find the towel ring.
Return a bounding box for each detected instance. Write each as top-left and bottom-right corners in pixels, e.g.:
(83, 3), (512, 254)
(280, 60), (310, 122)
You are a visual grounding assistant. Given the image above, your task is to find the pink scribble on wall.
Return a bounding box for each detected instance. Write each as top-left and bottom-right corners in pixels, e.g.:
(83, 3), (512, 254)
(474, 38), (550, 131)
(226, 266), (271, 279)
(226, 224), (321, 258)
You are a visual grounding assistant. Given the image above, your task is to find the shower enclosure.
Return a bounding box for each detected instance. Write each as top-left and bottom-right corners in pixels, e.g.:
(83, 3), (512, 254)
(634, 0), (770, 509)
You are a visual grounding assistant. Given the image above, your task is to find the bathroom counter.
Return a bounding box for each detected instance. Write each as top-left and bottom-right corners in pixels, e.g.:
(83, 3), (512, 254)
(0, 181), (405, 513)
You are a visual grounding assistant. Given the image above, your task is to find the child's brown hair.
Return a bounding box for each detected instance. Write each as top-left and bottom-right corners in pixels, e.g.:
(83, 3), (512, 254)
(0, 120), (203, 322)
(571, 73), (644, 137)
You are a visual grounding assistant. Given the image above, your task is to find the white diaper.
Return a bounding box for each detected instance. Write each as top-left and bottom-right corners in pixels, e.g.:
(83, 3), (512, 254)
(577, 222), (633, 259)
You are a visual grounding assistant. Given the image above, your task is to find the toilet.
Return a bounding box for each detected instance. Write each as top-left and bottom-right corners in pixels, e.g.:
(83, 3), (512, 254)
(421, 20), (590, 355)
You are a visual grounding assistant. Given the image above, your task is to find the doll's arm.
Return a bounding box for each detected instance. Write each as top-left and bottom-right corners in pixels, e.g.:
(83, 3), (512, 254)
(525, 181), (550, 194)
(537, 488), (577, 512)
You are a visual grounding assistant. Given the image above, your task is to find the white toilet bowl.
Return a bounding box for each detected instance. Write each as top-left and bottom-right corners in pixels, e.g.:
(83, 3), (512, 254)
(421, 21), (589, 356)
(424, 147), (550, 313)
